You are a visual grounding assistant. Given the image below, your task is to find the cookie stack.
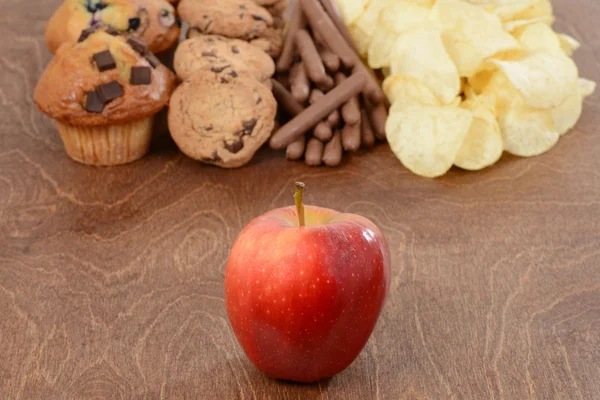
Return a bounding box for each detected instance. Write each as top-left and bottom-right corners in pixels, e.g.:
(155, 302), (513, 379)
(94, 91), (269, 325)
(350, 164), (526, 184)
(269, 0), (388, 167)
(177, 0), (287, 59)
(166, 0), (286, 168)
(169, 34), (278, 168)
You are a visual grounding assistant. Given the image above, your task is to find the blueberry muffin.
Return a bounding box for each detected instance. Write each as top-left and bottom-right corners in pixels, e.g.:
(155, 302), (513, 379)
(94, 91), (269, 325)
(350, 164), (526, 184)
(35, 30), (176, 165)
(46, 0), (180, 54)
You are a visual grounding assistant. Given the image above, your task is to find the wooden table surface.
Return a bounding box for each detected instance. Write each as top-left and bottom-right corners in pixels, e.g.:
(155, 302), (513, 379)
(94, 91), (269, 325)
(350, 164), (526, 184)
(2, 0), (600, 399)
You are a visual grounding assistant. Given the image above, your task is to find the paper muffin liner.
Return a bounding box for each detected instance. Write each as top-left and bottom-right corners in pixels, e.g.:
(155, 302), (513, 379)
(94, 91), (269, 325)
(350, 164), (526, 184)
(56, 117), (153, 166)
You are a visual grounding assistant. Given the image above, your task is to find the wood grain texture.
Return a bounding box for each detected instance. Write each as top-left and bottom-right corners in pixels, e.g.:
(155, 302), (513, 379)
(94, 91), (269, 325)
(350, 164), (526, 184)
(1, 0), (600, 398)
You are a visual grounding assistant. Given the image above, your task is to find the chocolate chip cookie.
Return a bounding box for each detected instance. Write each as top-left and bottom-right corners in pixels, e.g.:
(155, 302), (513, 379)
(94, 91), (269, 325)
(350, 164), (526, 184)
(168, 67), (277, 168)
(178, 0), (273, 41)
(174, 35), (275, 84)
(265, 0), (289, 18)
(250, 27), (284, 58)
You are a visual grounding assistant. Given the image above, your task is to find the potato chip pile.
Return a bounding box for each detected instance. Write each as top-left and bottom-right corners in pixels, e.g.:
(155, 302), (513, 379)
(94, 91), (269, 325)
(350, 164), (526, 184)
(336, 0), (596, 177)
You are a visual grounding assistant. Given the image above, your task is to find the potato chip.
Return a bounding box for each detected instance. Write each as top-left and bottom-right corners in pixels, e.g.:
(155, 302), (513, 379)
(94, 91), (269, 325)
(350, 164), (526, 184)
(403, 0), (436, 6)
(386, 105), (473, 178)
(335, 0), (369, 25)
(513, 23), (561, 53)
(384, 75), (441, 110)
(348, 24), (373, 58)
(455, 98), (503, 170)
(487, 0), (538, 22)
(552, 91), (582, 136)
(468, 70), (517, 113)
(516, 0), (553, 20)
(430, 0), (520, 77)
(490, 52), (579, 109)
(579, 78), (597, 98)
(349, 0), (396, 58)
(503, 16), (553, 32)
(551, 78), (596, 136)
(498, 95), (559, 156)
(558, 34), (581, 56)
(389, 27), (461, 105)
(367, 2), (430, 69)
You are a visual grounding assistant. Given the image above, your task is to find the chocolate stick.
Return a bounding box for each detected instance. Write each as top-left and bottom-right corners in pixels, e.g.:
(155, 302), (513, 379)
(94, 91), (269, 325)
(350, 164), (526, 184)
(295, 29), (334, 91)
(318, 0), (356, 50)
(290, 62), (310, 104)
(287, 136), (307, 160)
(299, 0), (355, 68)
(314, 122), (333, 142)
(366, 99), (388, 140)
(277, 4), (306, 73)
(270, 73), (367, 149)
(327, 109), (341, 127)
(305, 138), (325, 166)
(323, 131), (343, 167)
(310, 89), (339, 130)
(335, 72), (361, 126)
(318, 44), (340, 73)
(342, 122), (361, 152)
(317, 0), (386, 104)
(355, 64), (387, 105)
(272, 79), (305, 117)
(360, 109), (376, 148)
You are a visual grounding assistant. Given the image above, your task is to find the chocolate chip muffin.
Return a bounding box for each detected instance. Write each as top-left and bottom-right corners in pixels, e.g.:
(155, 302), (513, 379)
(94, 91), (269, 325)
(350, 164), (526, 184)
(178, 0), (273, 41)
(174, 35), (275, 84)
(35, 31), (176, 165)
(45, 0), (180, 54)
(168, 66), (277, 168)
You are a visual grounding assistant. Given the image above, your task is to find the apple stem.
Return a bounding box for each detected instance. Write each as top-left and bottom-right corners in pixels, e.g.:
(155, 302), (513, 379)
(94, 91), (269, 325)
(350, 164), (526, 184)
(294, 182), (306, 227)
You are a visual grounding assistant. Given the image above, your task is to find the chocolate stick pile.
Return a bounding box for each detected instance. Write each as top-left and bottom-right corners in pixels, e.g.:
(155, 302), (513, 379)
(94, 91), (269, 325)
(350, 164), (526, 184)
(270, 0), (388, 167)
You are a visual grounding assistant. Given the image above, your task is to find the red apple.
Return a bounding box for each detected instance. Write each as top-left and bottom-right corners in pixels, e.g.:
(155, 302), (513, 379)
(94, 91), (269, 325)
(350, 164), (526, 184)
(225, 183), (391, 383)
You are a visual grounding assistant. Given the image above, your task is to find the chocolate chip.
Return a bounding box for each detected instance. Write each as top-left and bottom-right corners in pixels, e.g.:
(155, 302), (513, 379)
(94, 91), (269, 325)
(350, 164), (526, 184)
(229, 71), (238, 78)
(205, 125), (213, 131)
(144, 52), (161, 68)
(231, 46), (240, 54)
(202, 151), (222, 163)
(201, 50), (217, 58)
(93, 50), (116, 72)
(128, 17), (141, 32)
(86, 0), (107, 13)
(130, 66), (152, 85)
(244, 119), (258, 132)
(211, 65), (230, 73)
(78, 27), (96, 43)
(98, 80), (124, 103)
(256, 97), (262, 105)
(85, 91), (104, 113)
(127, 37), (147, 55)
(224, 138), (244, 153)
(251, 14), (267, 22)
(105, 26), (120, 36)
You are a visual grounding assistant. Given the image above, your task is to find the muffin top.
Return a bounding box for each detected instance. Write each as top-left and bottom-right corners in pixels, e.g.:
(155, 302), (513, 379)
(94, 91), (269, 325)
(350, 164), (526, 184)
(45, 0), (180, 54)
(35, 30), (176, 126)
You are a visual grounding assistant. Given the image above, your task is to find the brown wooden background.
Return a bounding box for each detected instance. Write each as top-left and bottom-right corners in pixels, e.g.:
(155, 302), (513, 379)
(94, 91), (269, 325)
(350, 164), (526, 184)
(1, 0), (600, 398)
